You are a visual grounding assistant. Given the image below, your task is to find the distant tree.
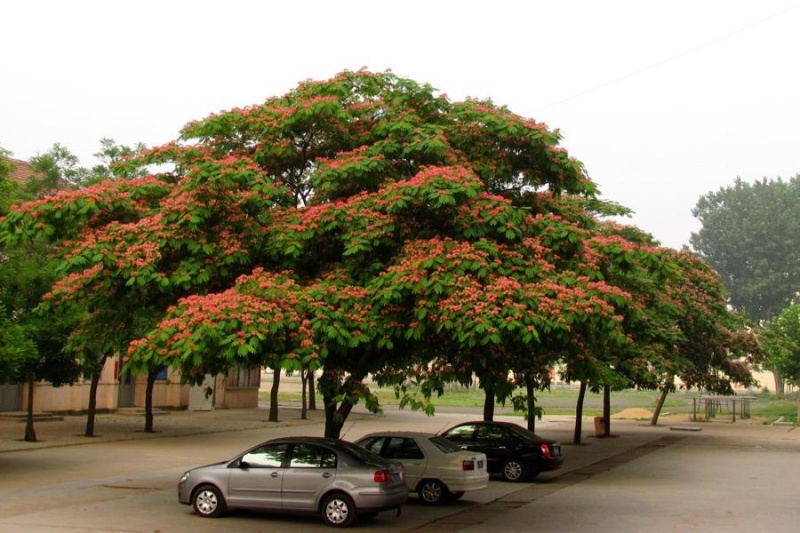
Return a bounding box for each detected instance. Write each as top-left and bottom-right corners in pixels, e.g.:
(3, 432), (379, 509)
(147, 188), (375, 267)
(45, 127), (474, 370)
(691, 176), (800, 392)
(691, 176), (800, 322)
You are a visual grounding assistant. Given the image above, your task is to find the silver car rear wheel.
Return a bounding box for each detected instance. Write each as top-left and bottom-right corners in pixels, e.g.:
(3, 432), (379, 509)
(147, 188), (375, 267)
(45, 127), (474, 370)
(418, 479), (448, 505)
(193, 485), (225, 518)
(321, 492), (356, 528)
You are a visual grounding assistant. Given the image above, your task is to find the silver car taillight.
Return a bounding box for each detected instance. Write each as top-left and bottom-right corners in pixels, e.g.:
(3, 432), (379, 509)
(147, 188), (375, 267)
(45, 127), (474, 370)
(374, 469), (393, 483)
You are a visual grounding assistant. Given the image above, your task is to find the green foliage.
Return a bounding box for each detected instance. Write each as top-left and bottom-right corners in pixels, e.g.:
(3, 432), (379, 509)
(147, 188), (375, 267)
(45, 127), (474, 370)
(0, 147), (16, 216)
(88, 137), (149, 182)
(0, 239), (82, 386)
(0, 303), (37, 383)
(761, 303), (800, 385)
(0, 71), (757, 437)
(691, 176), (800, 322)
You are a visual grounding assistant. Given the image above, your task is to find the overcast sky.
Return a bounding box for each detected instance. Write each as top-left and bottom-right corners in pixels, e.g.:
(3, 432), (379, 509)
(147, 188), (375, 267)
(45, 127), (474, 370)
(2, 0), (799, 249)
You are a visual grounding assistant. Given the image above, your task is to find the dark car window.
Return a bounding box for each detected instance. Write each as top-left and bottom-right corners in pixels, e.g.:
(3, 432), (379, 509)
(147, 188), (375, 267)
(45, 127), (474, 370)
(358, 437), (386, 456)
(428, 436), (462, 453)
(335, 439), (387, 465)
(444, 424), (476, 441)
(384, 437), (424, 460)
(477, 424), (508, 441)
(289, 443), (337, 469)
(241, 443), (289, 468)
(509, 426), (542, 443)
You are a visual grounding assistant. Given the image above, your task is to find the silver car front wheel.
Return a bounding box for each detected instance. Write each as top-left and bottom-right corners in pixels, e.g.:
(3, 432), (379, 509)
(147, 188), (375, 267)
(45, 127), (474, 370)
(193, 485), (225, 518)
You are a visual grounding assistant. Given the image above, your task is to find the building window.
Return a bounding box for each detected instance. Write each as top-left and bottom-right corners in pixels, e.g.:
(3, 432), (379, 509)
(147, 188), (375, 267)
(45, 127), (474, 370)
(226, 366), (260, 388)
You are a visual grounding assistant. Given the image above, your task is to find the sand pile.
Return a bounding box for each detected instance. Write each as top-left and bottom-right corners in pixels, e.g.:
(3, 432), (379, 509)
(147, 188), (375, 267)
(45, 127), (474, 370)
(611, 408), (654, 420)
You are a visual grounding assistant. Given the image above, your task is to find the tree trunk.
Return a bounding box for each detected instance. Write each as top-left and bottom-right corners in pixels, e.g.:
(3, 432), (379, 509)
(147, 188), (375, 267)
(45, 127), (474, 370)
(269, 369), (280, 422)
(84, 358), (105, 437)
(301, 369), (308, 420)
(483, 388), (495, 421)
(651, 384), (670, 426)
(144, 370), (157, 433)
(24, 380), (37, 442)
(773, 370), (785, 397)
(323, 389), (359, 439)
(603, 385), (611, 438)
(320, 350), (374, 438)
(323, 397), (344, 439)
(308, 372), (316, 410)
(573, 381), (587, 445)
(526, 380), (536, 432)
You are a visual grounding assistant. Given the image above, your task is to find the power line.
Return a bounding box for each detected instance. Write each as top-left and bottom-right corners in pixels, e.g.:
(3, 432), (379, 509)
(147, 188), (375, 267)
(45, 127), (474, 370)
(535, 2), (800, 112)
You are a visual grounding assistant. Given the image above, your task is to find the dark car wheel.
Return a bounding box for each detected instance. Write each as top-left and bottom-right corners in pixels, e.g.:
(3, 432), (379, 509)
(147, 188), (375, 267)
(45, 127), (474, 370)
(192, 485), (226, 518)
(321, 492), (357, 528)
(418, 479), (448, 505)
(501, 459), (527, 482)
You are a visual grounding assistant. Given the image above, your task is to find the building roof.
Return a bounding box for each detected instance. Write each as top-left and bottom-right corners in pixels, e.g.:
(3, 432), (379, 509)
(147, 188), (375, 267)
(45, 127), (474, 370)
(3, 157), (41, 184)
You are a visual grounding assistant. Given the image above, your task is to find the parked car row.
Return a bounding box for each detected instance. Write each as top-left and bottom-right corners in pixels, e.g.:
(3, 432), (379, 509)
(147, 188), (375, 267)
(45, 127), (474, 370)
(177, 421), (564, 528)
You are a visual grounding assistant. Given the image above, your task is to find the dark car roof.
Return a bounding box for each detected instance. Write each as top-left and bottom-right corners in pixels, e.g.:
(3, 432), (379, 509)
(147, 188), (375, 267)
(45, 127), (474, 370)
(266, 436), (342, 445)
(442, 420), (556, 443)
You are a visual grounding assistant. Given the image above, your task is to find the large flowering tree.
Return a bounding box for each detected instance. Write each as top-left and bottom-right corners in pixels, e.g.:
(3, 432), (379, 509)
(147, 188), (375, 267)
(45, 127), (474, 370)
(1, 71), (753, 438)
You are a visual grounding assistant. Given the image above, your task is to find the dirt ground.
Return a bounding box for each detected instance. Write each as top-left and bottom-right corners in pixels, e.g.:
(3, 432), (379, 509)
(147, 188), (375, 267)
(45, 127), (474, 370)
(612, 406), (771, 426)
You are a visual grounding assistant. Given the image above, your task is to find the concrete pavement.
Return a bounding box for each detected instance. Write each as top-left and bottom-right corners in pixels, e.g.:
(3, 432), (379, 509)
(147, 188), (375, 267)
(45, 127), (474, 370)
(2, 404), (799, 532)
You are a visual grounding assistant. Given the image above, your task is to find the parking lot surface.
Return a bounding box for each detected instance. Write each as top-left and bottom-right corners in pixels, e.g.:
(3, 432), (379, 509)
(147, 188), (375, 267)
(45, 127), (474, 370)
(2, 404), (799, 532)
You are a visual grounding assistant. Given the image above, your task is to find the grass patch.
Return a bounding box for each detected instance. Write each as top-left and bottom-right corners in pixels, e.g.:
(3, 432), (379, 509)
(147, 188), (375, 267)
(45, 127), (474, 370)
(751, 397), (799, 424)
(262, 383), (798, 424)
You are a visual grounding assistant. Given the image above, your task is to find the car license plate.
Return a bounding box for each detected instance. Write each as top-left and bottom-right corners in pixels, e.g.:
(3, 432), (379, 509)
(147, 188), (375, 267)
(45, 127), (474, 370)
(552, 445), (561, 456)
(478, 460), (484, 469)
(392, 472), (403, 482)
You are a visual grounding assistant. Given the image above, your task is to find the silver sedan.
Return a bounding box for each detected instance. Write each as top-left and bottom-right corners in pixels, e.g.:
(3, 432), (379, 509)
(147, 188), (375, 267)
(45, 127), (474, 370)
(178, 436), (408, 528)
(356, 431), (489, 504)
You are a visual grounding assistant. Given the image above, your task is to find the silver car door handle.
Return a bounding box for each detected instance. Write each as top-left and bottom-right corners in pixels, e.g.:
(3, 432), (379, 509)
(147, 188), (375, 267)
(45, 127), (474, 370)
(322, 472), (332, 478)
(270, 472), (280, 477)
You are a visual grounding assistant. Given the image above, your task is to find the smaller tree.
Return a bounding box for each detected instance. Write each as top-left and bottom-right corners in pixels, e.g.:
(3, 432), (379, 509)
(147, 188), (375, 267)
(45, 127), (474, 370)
(28, 143), (87, 194)
(1, 153), (83, 440)
(1, 147), (16, 213)
(87, 137), (149, 183)
(761, 303), (800, 414)
(0, 303), (36, 384)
